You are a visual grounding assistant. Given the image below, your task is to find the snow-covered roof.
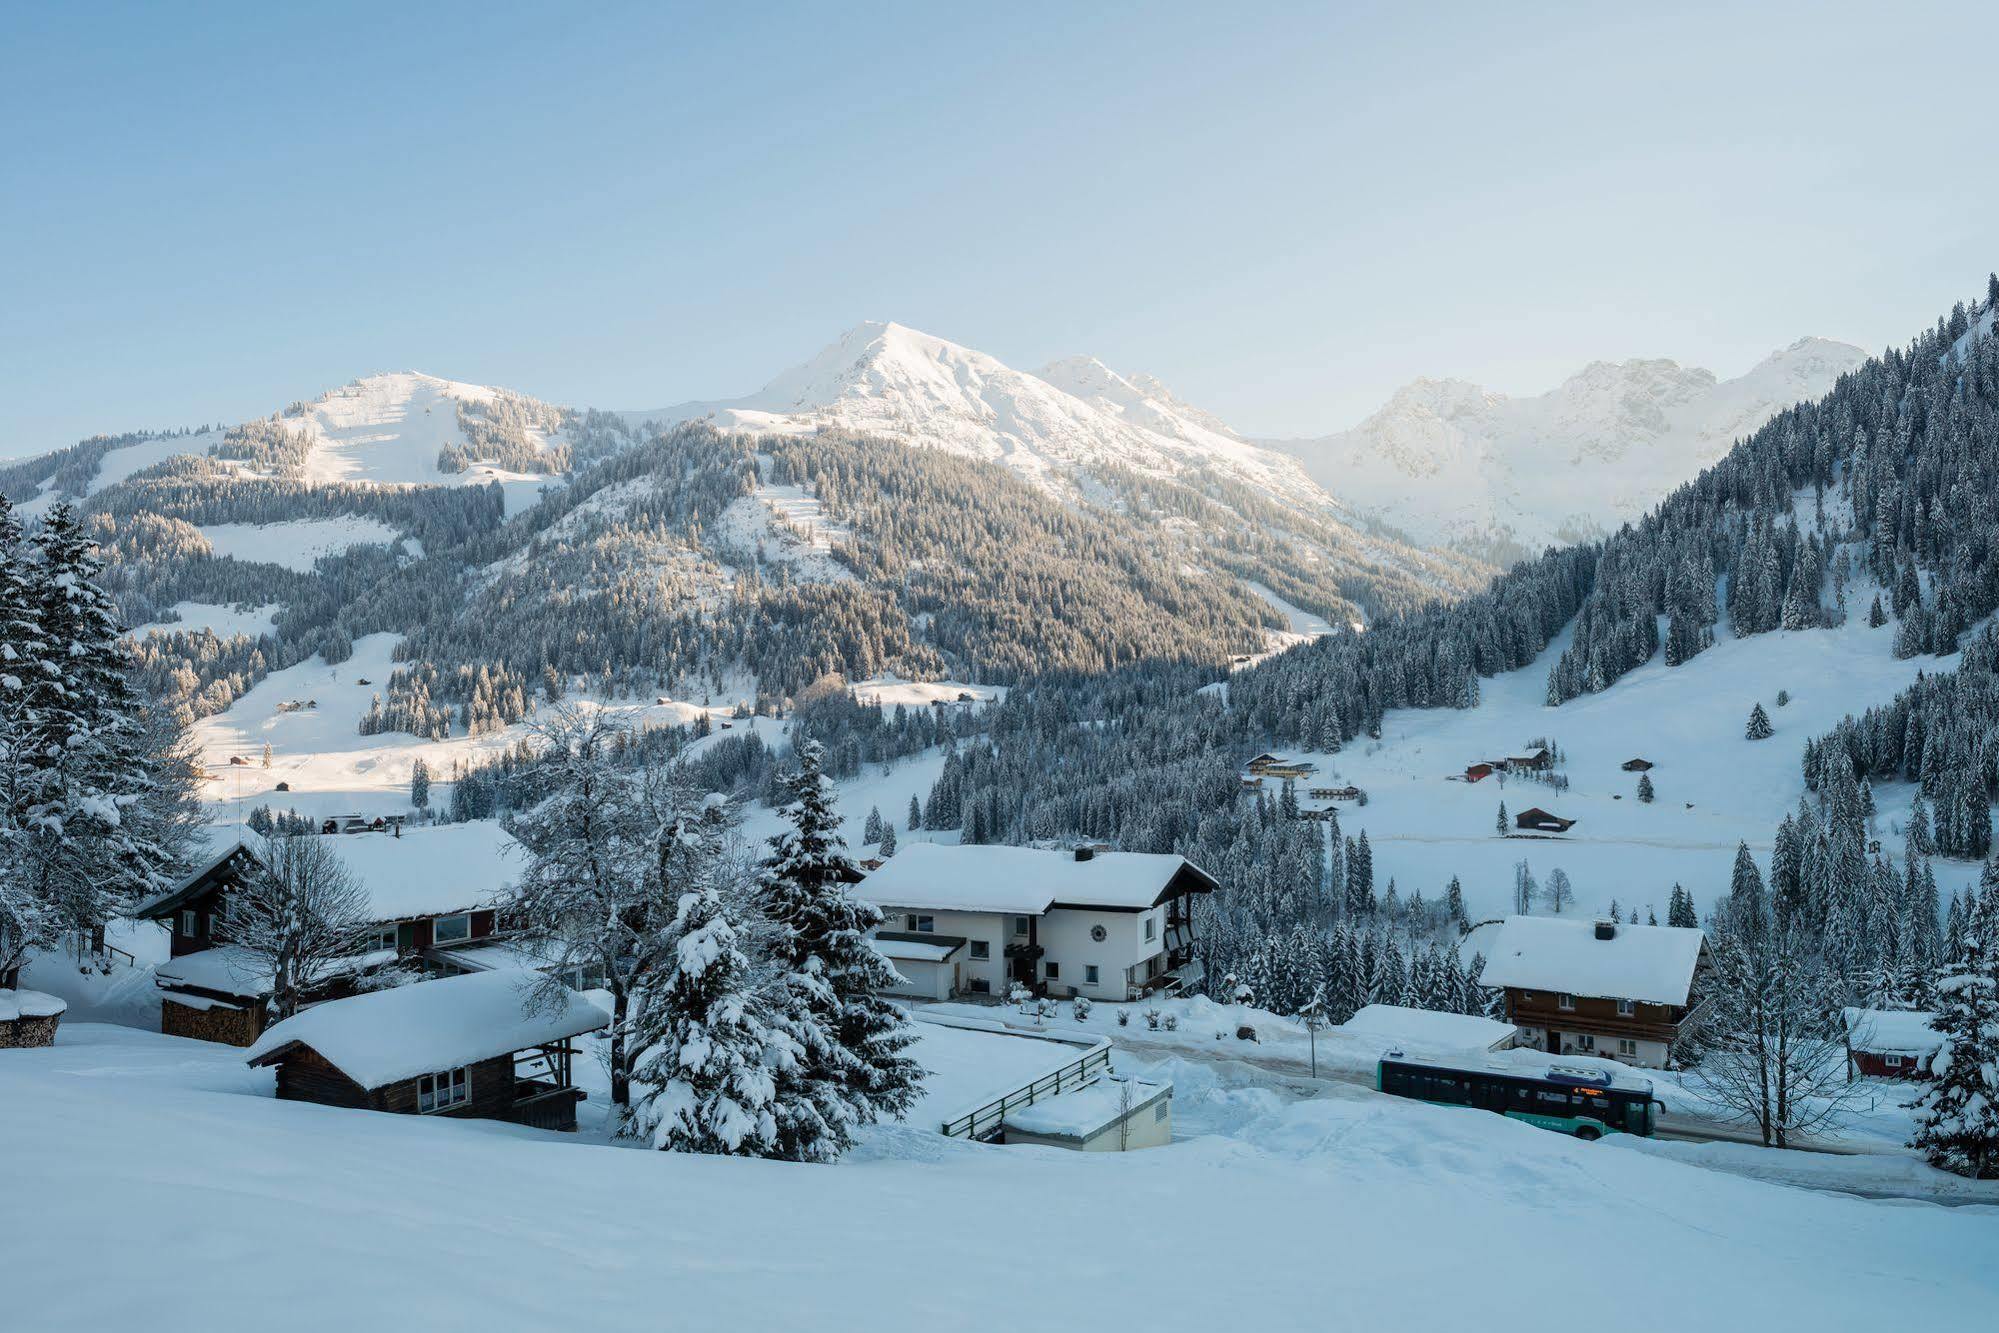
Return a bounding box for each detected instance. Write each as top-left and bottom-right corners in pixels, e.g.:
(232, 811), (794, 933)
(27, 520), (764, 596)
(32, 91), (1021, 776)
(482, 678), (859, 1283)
(859, 843), (1215, 916)
(1003, 1078), (1169, 1140)
(1337, 1004), (1518, 1052)
(1842, 1007), (1942, 1055)
(1476, 916), (1705, 1006)
(0, 989), (66, 1021)
(157, 945), (398, 1000)
(870, 934), (965, 963)
(136, 823), (522, 926)
(244, 972), (607, 1090)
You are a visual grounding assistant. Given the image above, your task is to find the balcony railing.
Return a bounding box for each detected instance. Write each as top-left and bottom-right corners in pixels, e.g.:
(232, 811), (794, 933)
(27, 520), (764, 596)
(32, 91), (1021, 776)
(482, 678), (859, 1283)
(938, 1045), (1112, 1141)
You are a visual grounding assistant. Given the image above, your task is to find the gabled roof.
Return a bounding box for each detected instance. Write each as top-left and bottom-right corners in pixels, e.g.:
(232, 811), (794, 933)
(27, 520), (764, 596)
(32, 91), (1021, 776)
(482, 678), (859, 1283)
(134, 824), (523, 926)
(244, 971), (606, 1090)
(1842, 1007), (1942, 1055)
(860, 843), (1216, 915)
(1478, 916), (1706, 1006)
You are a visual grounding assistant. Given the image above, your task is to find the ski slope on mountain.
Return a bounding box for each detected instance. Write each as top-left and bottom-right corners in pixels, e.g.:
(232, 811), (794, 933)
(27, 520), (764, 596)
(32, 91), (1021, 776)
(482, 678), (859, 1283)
(1269, 338), (1868, 559)
(7, 1022), (1990, 1333)
(1273, 606), (1985, 925)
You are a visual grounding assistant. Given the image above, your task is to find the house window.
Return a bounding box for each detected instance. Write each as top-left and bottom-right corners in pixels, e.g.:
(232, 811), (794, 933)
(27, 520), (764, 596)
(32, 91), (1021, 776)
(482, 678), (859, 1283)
(1884, 1054), (1904, 1068)
(1574, 1034), (1596, 1052)
(1616, 999), (1635, 1017)
(1557, 993), (1576, 1011)
(905, 914), (935, 933)
(433, 914), (471, 945)
(968, 978), (991, 995)
(1154, 1101), (1168, 1123)
(180, 909), (199, 937)
(1045, 962), (1060, 980)
(969, 940), (990, 960)
(1144, 917), (1157, 942)
(1616, 1038), (1638, 1057)
(416, 1067), (469, 1113)
(365, 925), (398, 952)
(1012, 916), (1029, 937)
(1085, 965), (1100, 985)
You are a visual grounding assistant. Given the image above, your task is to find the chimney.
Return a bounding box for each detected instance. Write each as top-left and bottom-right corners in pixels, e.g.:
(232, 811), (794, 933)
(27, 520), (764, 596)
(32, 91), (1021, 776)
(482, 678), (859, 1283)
(1073, 846), (1094, 863)
(1594, 920), (1617, 941)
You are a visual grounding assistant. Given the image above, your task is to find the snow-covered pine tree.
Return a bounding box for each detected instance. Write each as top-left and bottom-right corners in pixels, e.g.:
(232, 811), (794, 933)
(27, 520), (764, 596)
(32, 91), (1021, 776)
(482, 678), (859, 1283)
(1637, 772), (1654, 803)
(877, 821), (897, 857)
(1746, 702), (1774, 740)
(624, 876), (787, 1157)
(1496, 800), (1509, 836)
(758, 739), (922, 1160)
(862, 805), (883, 845)
(1908, 916), (1999, 1178)
(907, 794), (921, 832)
(1444, 875), (1466, 929)
(410, 757), (430, 810)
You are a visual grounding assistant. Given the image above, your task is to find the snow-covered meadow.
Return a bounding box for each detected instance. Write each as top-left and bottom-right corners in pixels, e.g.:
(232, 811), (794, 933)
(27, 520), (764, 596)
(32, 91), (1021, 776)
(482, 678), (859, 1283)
(1283, 606), (1981, 922)
(5, 1021), (1992, 1333)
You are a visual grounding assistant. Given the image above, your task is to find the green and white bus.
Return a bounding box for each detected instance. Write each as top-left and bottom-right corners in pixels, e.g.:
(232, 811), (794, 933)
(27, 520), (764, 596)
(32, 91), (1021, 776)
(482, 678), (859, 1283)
(1376, 1052), (1662, 1140)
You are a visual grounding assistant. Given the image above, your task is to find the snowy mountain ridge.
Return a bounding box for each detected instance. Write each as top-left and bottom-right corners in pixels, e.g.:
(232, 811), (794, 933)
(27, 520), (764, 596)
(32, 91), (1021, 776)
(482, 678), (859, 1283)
(634, 320), (1332, 514)
(1266, 336), (1870, 562)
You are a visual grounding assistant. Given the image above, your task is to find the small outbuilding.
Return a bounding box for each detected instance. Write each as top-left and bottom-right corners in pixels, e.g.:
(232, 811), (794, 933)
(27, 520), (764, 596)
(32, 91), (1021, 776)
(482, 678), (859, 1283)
(1515, 807), (1576, 833)
(1464, 763), (1495, 783)
(1002, 1077), (1172, 1151)
(1621, 758), (1654, 772)
(244, 972), (607, 1131)
(1842, 1007), (1941, 1080)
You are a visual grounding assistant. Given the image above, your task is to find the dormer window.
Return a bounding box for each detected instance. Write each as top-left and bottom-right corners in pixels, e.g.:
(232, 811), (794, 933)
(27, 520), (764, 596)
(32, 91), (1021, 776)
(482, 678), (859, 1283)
(1557, 993), (1576, 1011)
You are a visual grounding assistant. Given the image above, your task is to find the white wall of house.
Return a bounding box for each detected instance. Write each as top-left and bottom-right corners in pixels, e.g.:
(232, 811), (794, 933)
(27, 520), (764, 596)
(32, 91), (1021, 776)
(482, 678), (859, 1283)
(881, 907), (1010, 995)
(1535, 1026), (1670, 1070)
(880, 956), (958, 1002)
(1037, 905), (1166, 1001)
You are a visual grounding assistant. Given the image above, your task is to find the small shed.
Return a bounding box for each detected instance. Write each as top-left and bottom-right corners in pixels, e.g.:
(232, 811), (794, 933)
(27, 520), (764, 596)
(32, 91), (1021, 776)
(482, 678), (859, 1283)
(874, 931), (966, 1001)
(245, 972), (608, 1131)
(1464, 763), (1495, 783)
(1515, 807), (1576, 833)
(1621, 758), (1654, 772)
(1842, 1007), (1941, 1080)
(1002, 1077), (1172, 1151)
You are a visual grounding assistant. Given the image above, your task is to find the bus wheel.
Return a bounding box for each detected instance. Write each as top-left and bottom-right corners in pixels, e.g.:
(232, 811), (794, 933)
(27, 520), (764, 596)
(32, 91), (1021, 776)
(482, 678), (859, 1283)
(1574, 1126), (1601, 1142)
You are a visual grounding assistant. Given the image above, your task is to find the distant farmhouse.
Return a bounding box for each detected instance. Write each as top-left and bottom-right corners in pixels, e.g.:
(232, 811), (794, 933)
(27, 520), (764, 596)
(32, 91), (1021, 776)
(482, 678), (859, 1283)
(861, 843), (1214, 1002)
(1479, 916), (1709, 1069)
(1513, 807), (1576, 833)
(1842, 1007), (1942, 1080)
(1621, 758), (1654, 772)
(1504, 747), (1553, 773)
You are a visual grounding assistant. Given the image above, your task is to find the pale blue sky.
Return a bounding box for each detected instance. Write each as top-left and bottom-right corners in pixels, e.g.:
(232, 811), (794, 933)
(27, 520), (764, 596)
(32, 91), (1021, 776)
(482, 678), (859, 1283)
(2, 0), (1994, 458)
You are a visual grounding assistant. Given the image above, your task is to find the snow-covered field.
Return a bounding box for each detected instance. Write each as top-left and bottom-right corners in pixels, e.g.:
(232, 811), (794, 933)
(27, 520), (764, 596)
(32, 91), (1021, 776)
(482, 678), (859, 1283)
(133, 599), (281, 639)
(5, 1022), (1990, 1332)
(197, 516), (406, 572)
(1286, 608), (1980, 922)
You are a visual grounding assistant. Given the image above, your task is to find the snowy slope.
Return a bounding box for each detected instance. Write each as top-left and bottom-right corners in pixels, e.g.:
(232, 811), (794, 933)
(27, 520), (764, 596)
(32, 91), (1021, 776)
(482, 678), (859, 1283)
(1277, 605), (1986, 926)
(1269, 337), (1868, 558)
(634, 321), (1334, 512)
(7, 1023), (1991, 1332)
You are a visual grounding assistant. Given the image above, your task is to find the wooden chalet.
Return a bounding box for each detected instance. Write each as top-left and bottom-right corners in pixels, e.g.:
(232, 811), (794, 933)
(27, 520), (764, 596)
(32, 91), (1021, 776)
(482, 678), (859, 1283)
(1620, 758), (1654, 772)
(1479, 917), (1708, 1069)
(1464, 762), (1495, 783)
(244, 972), (606, 1131)
(1842, 1008), (1941, 1080)
(1244, 753), (1283, 773)
(1514, 807), (1575, 833)
(133, 824), (523, 1045)
(1309, 786), (1363, 802)
(1504, 747), (1553, 773)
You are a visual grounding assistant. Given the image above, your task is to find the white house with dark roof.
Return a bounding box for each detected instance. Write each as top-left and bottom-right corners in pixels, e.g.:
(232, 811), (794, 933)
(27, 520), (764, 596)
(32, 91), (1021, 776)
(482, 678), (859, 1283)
(859, 843), (1216, 1001)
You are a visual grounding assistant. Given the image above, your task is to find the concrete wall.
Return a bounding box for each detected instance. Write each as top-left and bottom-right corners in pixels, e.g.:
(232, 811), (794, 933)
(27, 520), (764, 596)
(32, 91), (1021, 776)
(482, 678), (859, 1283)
(1005, 1087), (1174, 1152)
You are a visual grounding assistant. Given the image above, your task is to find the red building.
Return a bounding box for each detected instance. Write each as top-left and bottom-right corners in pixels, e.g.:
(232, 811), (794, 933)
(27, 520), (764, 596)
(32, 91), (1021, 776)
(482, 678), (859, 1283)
(1842, 1008), (1940, 1079)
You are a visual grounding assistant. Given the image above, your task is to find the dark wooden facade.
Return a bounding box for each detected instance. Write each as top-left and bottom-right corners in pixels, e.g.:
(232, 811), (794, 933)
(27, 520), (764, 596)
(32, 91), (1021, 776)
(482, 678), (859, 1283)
(1848, 1047), (1928, 1080)
(1514, 807), (1575, 833)
(260, 1043), (585, 1131)
(1506, 988), (1687, 1044)
(162, 996), (267, 1046)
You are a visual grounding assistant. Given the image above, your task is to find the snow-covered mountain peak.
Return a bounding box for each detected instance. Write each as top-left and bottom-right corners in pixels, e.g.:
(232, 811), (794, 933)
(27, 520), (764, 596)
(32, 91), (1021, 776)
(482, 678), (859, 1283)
(642, 322), (1331, 512)
(1267, 337), (1868, 561)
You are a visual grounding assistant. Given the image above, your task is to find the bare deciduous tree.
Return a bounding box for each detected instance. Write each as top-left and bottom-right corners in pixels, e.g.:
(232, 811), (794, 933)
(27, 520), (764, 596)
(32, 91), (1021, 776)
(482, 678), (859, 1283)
(225, 833), (370, 1021)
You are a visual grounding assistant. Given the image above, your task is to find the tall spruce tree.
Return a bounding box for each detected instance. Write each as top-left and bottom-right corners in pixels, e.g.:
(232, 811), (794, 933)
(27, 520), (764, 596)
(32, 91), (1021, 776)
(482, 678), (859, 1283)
(1909, 913), (1999, 1178)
